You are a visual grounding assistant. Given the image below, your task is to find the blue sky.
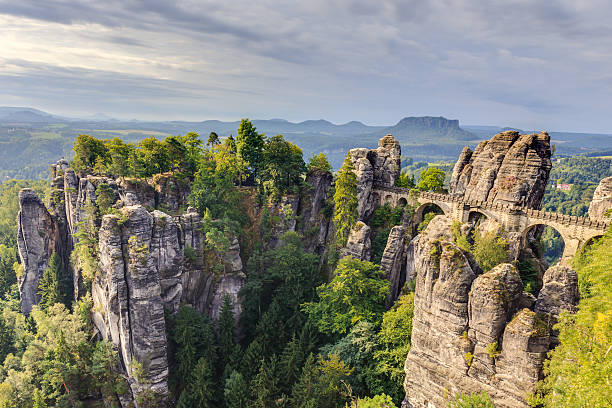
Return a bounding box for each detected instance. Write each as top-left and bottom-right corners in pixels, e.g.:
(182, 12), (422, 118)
(1, 0), (611, 133)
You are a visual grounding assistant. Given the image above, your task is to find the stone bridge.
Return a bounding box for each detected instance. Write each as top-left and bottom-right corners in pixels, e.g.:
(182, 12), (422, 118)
(373, 184), (610, 259)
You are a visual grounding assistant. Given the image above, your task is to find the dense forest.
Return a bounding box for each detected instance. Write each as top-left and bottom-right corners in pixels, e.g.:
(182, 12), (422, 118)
(0, 123), (607, 407)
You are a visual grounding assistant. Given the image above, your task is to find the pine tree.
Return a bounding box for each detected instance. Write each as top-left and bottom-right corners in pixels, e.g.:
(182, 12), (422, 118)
(333, 154), (358, 245)
(38, 252), (62, 310)
(250, 356), (280, 408)
(218, 294), (236, 369)
(224, 370), (250, 408)
(187, 357), (216, 408)
(236, 119), (265, 181)
(278, 336), (304, 393)
(290, 353), (320, 408)
(241, 339), (264, 384)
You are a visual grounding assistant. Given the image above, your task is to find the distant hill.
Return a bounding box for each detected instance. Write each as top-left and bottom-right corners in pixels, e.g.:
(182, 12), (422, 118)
(0, 106), (611, 179)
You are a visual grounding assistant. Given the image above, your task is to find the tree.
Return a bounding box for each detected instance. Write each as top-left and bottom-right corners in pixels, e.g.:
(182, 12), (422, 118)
(72, 134), (109, 173)
(185, 357), (216, 408)
(236, 119), (265, 181)
(165, 135), (188, 172)
(262, 134), (306, 196)
(303, 257), (389, 336)
(95, 183), (116, 214)
(207, 132), (220, 148)
(472, 230), (509, 272)
(168, 305), (217, 397)
(333, 154), (358, 245)
(105, 137), (134, 177)
(38, 252), (71, 310)
(395, 172), (415, 188)
(250, 357), (280, 408)
(290, 353), (319, 407)
(307, 153), (332, 173)
(138, 137), (170, 176)
(218, 295), (236, 369)
(417, 167), (445, 192)
(224, 370), (249, 408)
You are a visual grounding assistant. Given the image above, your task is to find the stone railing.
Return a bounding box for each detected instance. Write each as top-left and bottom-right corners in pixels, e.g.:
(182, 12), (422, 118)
(372, 184), (610, 231)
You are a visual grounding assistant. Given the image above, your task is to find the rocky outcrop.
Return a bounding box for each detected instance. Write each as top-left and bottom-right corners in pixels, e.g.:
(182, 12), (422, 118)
(380, 225), (407, 300)
(348, 135), (401, 220)
(588, 176), (612, 220)
(298, 169), (333, 255)
(343, 221), (371, 261)
(403, 215), (579, 408)
(17, 189), (57, 314)
(150, 173), (190, 212)
(450, 131), (552, 209)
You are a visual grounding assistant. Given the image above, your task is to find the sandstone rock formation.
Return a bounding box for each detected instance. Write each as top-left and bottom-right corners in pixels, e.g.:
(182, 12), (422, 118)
(17, 189), (60, 314)
(343, 221), (371, 261)
(402, 215), (579, 408)
(380, 225), (407, 300)
(348, 134), (401, 220)
(450, 131), (552, 209)
(588, 176), (612, 220)
(298, 169), (333, 255)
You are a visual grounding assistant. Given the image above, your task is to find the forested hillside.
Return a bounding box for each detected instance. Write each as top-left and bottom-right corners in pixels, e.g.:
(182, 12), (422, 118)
(0, 125), (609, 408)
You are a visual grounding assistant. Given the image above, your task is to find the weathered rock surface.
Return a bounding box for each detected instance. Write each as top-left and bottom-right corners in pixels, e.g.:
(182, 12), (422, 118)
(17, 189), (57, 314)
(450, 131), (552, 209)
(588, 176), (612, 220)
(403, 215), (579, 408)
(94, 206), (169, 401)
(348, 134), (401, 220)
(380, 225), (407, 300)
(299, 169), (333, 255)
(343, 221), (371, 261)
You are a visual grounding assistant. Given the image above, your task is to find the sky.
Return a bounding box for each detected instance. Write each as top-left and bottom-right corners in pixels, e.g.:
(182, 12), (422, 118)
(1, 0), (612, 133)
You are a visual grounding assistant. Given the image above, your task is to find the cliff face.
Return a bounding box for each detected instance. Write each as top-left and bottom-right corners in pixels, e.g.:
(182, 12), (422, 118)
(402, 216), (579, 408)
(17, 161), (334, 405)
(17, 166), (246, 404)
(450, 131), (552, 209)
(348, 134), (401, 220)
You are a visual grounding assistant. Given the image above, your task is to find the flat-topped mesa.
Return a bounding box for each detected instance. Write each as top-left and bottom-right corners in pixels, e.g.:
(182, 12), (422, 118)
(348, 134), (401, 220)
(450, 130), (552, 209)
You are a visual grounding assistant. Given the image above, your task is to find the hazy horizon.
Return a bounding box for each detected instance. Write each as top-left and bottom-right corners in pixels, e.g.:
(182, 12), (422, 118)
(2, 1), (612, 134)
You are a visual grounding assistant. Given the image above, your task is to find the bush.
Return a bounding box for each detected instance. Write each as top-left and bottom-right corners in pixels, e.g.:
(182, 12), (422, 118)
(449, 391), (496, 408)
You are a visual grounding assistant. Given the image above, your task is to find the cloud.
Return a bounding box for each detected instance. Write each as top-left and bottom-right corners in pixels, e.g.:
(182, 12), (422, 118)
(0, 0), (611, 132)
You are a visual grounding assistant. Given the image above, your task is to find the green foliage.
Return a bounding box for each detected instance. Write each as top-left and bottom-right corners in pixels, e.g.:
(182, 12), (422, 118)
(333, 154), (358, 245)
(262, 134), (306, 198)
(394, 172), (415, 188)
(535, 229), (612, 407)
(224, 370), (249, 408)
(72, 134), (109, 173)
(70, 203), (100, 284)
(250, 356), (281, 408)
(241, 231), (321, 348)
(417, 167), (445, 192)
(167, 305), (217, 399)
(37, 252), (72, 310)
(417, 211), (437, 232)
(304, 257), (389, 336)
(472, 230), (509, 272)
(94, 183), (116, 214)
(449, 391), (496, 408)
(308, 153), (332, 173)
(349, 394), (398, 408)
(485, 342), (500, 359)
(218, 295), (237, 370)
(374, 293), (414, 385)
(237, 119), (265, 181)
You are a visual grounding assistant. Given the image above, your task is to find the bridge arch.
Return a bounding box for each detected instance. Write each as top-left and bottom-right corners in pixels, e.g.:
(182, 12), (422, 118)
(414, 201), (449, 225)
(397, 197), (408, 207)
(522, 223), (566, 263)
